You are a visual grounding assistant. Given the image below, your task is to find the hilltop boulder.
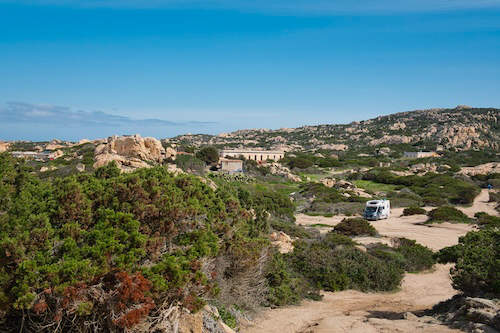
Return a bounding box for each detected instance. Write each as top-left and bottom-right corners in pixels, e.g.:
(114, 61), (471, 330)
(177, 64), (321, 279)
(0, 141), (9, 152)
(93, 134), (173, 172)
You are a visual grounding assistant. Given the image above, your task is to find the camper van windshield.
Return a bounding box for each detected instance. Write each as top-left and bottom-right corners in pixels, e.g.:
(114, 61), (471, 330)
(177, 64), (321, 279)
(365, 207), (378, 213)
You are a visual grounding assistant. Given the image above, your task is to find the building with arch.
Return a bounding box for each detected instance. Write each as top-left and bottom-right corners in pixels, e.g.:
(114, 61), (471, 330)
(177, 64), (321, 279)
(220, 149), (285, 162)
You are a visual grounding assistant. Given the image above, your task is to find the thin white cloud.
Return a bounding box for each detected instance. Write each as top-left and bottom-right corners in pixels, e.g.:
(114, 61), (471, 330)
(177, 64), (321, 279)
(0, 102), (215, 127)
(2, 0), (500, 13)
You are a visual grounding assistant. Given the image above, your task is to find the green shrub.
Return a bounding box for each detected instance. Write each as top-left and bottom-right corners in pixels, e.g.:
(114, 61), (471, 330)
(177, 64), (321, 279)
(447, 229), (500, 296)
(217, 305), (238, 328)
(270, 219), (315, 239)
(265, 252), (318, 306)
(289, 241), (403, 292)
(196, 146), (219, 165)
(427, 206), (471, 224)
(489, 191), (500, 203)
(0, 156), (281, 330)
(361, 170), (480, 206)
(436, 244), (462, 264)
(323, 232), (356, 247)
(422, 195), (448, 206)
(402, 206), (427, 216)
(176, 154), (206, 174)
(369, 239), (435, 273)
(334, 218), (377, 236)
(392, 238), (435, 272)
(287, 157), (313, 170)
(474, 212), (500, 230)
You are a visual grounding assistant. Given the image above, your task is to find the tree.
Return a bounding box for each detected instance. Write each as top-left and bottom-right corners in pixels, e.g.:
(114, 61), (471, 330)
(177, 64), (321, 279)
(196, 147), (219, 165)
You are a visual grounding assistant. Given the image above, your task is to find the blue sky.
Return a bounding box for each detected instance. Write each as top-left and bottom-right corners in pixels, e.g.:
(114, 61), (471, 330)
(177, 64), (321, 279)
(1, 1), (500, 141)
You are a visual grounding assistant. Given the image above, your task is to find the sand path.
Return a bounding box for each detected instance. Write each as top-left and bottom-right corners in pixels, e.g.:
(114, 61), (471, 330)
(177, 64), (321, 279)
(242, 190), (498, 333)
(243, 264), (459, 333)
(296, 189), (497, 251)
(456, 189), (498, 217)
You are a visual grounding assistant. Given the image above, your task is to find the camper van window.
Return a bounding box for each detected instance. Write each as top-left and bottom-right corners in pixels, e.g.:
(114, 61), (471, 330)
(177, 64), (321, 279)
(365, 207), (378, 213)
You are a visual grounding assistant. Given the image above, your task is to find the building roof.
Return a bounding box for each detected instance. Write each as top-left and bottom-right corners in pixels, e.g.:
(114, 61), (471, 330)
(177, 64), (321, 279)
(220, 149), (284, 154)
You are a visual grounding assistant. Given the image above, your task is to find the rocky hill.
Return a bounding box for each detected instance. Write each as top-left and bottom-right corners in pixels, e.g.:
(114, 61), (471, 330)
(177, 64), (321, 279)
(169, 106), (500, 152)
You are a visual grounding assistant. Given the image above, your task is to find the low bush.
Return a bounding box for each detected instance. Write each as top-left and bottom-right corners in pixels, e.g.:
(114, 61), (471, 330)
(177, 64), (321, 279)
(289, 240), (403, 292)
(287, 157), (314, 170)
(474, 212), (500, 230)
(402, 206), (427, 216)
(427, 206), (470, 224)
(196, 146), (219, 165)
(175, 154), (206, 174)
(0, 155), (280, 331)
(322, 232), (356, 247)
(361, 170), (480, 206)
(440, 229), (500, 296)
(265, 252), (319, 306)
(334, 218), (377, 236)
(369, 238), (435, 273)
(392, 238), (435, 272)
(436, 244), (462, 264)
(270, 219), (315, 239)
(489, 191), (500, 203)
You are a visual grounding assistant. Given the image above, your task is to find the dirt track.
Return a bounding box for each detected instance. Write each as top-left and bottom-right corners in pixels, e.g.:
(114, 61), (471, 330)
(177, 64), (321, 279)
(244, 264), (459, 333)
(242, 190), (498, 333)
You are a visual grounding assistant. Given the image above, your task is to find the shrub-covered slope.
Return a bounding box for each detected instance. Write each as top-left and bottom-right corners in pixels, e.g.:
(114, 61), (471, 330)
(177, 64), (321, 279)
(0, 154), (274, 331)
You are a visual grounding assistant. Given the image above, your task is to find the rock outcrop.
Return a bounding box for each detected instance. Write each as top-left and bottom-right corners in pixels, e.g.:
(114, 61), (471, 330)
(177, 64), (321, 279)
(321, 177), (371, 198)
(459, 163), (500, 176)
(0, 141), (10, 153)
(268, 163), (302, 182)
(93, 135), (175, 172)
(270, 231), (294, 254)
(45, 139), (66, 151)
(430, 295), (500, 332)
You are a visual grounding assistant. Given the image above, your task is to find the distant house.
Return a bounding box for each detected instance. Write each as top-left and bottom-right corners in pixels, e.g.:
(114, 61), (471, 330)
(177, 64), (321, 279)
(11, 150), (62, 161)
(403, 151), (439, 159)
(220, 149), (285, 162)
(220, 158), (243, 173)
(11, 151), (48, 161)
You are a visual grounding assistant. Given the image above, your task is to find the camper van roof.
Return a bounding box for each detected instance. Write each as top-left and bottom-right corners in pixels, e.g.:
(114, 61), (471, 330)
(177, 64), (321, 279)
(366, 199), (389, 206)
(368, 200), (382, 205)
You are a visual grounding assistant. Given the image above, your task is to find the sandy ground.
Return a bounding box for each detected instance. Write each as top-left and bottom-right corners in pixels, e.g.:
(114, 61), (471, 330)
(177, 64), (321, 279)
(242, 190), (498, 333)
(456, 189), (498, 217)
(296, 189), (497, 251)
(243, 264), (459, 333)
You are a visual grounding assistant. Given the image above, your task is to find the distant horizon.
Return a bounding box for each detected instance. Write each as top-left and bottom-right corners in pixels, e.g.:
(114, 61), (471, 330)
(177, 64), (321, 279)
(1, 104), (498, 142)
(1, 1), (499, 141)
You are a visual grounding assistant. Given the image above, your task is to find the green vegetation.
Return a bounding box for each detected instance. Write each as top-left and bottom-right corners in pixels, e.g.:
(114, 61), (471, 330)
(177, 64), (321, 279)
(287, 157), (313, 169)
(369, 238), (435, 273)
(333, 218), (377, 236)
(358, 169), (480, 206)
(474, 212), (500, 230)
(305, 213), (334, 218)
(426, 206), (471, 224)
(353, 180), (398, 193)
(309, 223), (334, 228)
(196, 146), (219, 165)
(281, 152), (340, 170)
(437, 229), (499, 296)
(402, 206), (427, 216)
(288, 239), (403, 292)
(175, 154), (206, 174)
(0, 154), (279, 330)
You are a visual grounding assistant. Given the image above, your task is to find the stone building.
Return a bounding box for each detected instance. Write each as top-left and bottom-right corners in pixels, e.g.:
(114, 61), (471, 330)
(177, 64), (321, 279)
(220, 158), (244, 173)
(220, 149), (285, 162)
(403, 151), (439, 159)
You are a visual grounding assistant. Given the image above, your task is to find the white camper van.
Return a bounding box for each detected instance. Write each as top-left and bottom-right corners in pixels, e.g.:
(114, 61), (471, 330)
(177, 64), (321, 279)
(363, 199), (391, 220)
